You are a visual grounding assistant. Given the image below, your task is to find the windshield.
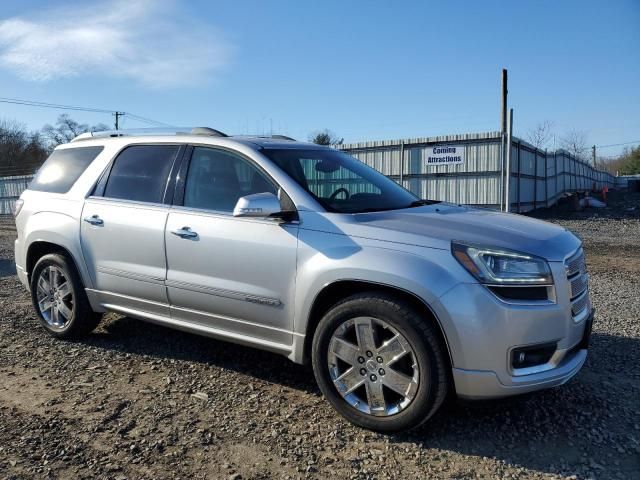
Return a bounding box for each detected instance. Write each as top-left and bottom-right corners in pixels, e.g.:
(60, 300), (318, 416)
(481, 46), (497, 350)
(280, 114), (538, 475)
(263, 148), (426, 213)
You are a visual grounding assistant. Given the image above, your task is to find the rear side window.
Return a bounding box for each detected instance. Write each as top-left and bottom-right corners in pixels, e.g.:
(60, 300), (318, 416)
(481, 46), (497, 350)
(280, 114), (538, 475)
(29, 146), (104, 193)
(103, 145), (180, 203)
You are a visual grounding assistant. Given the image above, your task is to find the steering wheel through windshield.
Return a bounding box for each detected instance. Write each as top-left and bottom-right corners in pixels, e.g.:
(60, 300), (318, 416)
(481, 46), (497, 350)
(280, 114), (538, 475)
(329, 187), (350, 201)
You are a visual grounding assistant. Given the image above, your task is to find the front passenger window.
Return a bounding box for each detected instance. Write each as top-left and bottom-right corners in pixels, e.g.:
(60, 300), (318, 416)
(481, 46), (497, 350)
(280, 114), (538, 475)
(183, 147), (277, 212)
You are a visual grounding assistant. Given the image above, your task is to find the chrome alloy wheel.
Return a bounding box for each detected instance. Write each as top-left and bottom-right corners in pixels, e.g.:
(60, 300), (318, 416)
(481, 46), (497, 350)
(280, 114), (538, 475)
(36, 265), (74, 329)
(327, 317), (420, 417)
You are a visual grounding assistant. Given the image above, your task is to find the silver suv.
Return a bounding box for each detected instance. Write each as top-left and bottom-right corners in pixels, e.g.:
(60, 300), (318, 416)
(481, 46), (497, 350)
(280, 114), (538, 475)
(14, 128), (593, 432)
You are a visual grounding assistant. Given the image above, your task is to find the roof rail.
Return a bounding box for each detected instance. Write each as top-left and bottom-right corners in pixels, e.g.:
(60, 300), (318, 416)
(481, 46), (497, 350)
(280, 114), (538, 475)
(70, 126), (228, 142)
(190, 127), (227, 137)
(233, 134), (298, 141)
(270, 135), (297, 141)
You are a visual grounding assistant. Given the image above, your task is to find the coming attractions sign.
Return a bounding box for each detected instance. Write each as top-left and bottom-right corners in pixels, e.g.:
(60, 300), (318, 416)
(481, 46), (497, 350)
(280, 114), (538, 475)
(425, 145), (465, 166)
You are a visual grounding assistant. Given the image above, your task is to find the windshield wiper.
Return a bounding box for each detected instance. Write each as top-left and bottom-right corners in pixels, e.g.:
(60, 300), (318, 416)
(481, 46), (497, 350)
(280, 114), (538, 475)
(407, 199), (440, 208)
(352, 206), (402, 213)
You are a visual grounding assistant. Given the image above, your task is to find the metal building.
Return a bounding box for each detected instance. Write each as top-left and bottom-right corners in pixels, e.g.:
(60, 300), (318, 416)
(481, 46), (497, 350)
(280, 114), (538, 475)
(338, 131), (615, 212)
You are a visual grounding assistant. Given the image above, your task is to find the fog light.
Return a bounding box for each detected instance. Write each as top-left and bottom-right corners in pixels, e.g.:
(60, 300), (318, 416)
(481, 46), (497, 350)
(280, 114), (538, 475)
(511, 343), (556, 369)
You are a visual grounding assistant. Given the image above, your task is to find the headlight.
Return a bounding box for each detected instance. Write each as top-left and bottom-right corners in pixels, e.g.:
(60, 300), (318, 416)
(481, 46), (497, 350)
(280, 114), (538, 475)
(451, 242), (553, 285)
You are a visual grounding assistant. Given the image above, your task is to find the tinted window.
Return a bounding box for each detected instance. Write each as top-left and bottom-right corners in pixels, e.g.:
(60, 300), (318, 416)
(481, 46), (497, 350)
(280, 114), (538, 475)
(29, 146), (104, 193)
(263, 148), (422, 213)
(183, 147), (276, 212)
(103, 145), (179, 203)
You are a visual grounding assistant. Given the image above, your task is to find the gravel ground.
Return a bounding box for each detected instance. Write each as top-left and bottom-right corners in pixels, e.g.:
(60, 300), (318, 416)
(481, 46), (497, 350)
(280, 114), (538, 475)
(0, 191), (639, 480)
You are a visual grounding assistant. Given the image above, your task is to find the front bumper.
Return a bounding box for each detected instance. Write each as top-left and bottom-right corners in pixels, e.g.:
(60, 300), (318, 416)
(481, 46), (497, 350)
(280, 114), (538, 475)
(431, 256), (593, 400)
(453, 308), (594, 399)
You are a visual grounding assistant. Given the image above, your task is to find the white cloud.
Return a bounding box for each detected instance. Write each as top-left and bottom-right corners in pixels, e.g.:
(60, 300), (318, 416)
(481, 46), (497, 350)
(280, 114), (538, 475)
(0, 0), (234, 88)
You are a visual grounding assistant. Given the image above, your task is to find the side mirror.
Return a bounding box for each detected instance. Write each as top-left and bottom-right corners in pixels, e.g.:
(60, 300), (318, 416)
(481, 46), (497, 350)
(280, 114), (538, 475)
(233, 192), (282, 218)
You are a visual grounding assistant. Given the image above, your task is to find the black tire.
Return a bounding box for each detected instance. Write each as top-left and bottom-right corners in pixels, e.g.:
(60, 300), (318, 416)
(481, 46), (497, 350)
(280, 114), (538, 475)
(30, 253), (102, 339)
(312, 292), (448, 432)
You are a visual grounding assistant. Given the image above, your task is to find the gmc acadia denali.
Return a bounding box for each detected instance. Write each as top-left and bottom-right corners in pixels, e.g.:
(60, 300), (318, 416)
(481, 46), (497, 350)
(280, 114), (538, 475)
(13, 128), (594, 432)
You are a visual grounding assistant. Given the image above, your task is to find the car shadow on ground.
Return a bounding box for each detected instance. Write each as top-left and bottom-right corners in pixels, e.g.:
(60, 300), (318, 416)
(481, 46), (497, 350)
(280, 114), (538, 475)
(84, 315), (320, 394)
(390, 331), (640, 476)
(81, 317), (640, 477)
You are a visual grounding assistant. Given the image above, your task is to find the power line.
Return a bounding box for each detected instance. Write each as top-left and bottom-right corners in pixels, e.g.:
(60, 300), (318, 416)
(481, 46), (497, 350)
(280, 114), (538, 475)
(0, 96), (173, 128)
(125, 113), (174, 128)
(0, 97), (113, 114)
(596, 140), (640, 149)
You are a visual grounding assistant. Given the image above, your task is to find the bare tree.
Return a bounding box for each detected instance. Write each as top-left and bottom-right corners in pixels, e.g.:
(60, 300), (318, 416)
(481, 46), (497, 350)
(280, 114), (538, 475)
(309, 129), (344, 146)
(0, 119), (48, 176)
(527, 120), (554, 149)
(42, 114), (109, 148)
(560, 129), (589, 161)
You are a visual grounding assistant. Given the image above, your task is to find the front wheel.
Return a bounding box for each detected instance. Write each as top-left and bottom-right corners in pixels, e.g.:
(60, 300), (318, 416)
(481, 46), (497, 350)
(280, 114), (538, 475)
(312, 293), (448, 432)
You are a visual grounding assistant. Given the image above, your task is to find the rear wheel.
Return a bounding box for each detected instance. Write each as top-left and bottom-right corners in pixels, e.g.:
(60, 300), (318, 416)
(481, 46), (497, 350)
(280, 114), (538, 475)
(30, 253), (101, 339)
(312, 292), (448, 432)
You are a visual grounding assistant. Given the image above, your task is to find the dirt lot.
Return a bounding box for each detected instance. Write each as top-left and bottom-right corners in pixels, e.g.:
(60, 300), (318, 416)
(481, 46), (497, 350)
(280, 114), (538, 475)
(0, 192), (639, 480)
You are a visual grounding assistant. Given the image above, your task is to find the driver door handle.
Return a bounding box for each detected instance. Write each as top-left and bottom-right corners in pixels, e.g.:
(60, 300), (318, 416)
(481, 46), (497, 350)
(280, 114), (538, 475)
(170, 226), (198, 239)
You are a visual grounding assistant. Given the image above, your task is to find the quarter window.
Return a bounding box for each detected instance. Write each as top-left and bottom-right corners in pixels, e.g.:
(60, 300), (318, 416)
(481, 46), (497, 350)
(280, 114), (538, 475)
(183, 147), (277, 212)
(29, 146), (104, 194)
(103, 145), (179, 203)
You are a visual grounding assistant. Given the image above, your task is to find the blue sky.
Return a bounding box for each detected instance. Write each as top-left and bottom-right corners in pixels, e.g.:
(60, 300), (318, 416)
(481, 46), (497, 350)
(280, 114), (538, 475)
(0, 0), (638, 156)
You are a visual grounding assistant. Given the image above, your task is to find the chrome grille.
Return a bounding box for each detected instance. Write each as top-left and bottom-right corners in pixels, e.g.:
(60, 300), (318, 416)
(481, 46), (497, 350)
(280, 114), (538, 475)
(571, 291), (589, 316)
(565, 248), (589, 318)
(570, 274), (588, 298)
(566, 249), (586, 277)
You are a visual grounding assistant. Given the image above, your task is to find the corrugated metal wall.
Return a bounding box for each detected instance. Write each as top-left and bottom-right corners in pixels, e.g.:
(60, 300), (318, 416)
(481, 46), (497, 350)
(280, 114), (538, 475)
(0, 175), (34, 214)
(338, 132), (616, 212)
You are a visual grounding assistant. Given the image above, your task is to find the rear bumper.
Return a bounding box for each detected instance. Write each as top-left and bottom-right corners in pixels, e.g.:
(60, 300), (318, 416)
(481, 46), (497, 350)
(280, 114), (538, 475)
(16, 264), (29, 289)
(453, 309), (593, 399)
(15, 239), (29, 289)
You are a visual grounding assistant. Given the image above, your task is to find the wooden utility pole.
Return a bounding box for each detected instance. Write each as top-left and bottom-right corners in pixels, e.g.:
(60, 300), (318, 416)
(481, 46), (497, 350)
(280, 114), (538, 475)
(501, 69), (508, 134)
(500, 69), (508, 211)
(592, 145), (596, 167)
(113, 111), (125, 130)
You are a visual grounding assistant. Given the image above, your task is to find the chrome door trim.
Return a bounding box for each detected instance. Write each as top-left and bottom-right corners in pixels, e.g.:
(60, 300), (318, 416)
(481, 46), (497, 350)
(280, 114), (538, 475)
(170, 303), (297, 336)
(87, 287), (297, 347)
(85, 196), (170, 211)
(86, 287), (170, 318)
(168, 204), (296, 226)
(86, 288), (295, 356)
(96, 266), (165, 284)
(165, 279), (282, 307)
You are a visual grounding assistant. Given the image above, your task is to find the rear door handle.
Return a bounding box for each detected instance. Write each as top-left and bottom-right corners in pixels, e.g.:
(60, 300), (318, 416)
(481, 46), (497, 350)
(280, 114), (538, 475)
(83, 215), (104, 226)
(170, 227), (198, 239)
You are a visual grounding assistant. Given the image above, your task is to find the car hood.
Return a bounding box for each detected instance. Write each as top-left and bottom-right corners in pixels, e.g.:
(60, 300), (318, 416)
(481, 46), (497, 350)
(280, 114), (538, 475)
(325, 203), (581, 261)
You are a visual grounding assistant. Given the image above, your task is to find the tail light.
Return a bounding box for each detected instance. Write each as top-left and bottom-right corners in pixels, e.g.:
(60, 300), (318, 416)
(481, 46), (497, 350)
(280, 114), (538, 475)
(12, 199), (24, 217)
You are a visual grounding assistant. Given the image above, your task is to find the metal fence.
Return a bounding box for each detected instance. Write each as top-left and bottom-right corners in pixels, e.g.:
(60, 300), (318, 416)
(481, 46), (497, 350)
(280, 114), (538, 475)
(0, 174), (34, 215)
(338, 131), (616, 212)
(614, 174), (640, 190)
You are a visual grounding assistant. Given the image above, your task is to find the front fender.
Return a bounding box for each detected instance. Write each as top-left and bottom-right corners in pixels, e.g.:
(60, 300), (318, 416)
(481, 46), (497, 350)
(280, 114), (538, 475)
(294, 228), (467, 339)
